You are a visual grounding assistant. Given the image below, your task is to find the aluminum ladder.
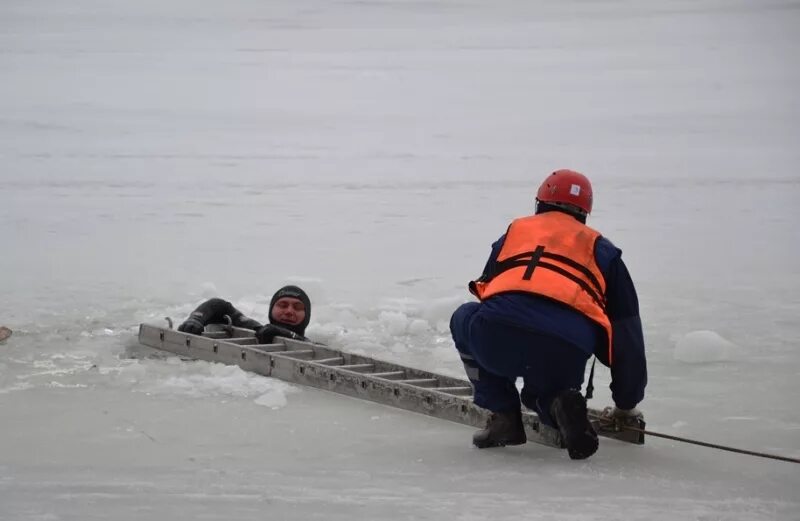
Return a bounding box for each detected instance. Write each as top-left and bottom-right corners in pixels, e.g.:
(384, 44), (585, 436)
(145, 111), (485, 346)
(138, 322), (644, 449)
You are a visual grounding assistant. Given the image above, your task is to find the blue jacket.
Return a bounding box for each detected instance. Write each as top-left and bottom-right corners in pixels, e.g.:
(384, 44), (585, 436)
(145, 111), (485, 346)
(476, 213), (647, 409)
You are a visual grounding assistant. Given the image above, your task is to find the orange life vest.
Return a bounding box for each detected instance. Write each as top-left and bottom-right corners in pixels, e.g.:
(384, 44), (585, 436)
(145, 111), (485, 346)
(470, 212), (613, 363)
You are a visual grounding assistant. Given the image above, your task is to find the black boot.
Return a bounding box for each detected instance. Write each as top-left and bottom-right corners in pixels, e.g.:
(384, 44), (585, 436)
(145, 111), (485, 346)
(550, 390), (598, 460)
(472, 410), (527, 448)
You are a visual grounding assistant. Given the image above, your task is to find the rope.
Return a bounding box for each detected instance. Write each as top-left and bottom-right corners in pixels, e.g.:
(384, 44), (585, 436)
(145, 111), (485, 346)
(591, 414), (800, 464)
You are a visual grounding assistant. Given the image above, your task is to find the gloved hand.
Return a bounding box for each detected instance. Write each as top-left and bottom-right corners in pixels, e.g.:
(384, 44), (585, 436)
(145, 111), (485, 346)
(601, 406), (643, 426)
(255, 324), (305, 344)
(177, 317), (205, 335)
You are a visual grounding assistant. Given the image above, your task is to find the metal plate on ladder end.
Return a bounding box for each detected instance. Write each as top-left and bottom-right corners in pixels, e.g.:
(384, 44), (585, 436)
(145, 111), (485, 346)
(522, 413), (564, 448)
(592, 417), (646, 445)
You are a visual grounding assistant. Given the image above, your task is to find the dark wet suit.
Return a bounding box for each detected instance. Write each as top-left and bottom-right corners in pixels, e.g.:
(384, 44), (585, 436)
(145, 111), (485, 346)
(178, 298), (262, 334)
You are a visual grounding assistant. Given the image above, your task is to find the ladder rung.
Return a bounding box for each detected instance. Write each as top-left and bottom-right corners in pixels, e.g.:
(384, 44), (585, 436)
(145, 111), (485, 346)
(398, 378), (439, 387)
(253, 344), (288, 352)
(314, 357), (344, 365)
(339, 364), (375, 372)
(435, 386), (472, 394)
(224, 337), (258, 345)
(371, 371), (405, 378)
(277, 349), (315, 358)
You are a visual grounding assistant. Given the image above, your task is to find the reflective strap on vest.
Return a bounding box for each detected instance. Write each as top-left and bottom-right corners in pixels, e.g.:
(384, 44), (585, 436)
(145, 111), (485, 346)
(492, 248), (607, 312)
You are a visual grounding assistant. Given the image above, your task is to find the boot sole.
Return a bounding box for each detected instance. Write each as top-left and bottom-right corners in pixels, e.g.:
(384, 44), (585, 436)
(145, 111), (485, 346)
(472, 436), (527, 449)
(553, 391), (598, 460)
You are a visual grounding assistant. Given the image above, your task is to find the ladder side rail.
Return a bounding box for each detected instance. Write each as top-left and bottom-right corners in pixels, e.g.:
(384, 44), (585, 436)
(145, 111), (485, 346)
(269, 355), (564, 448)
(271, 356), (485, 429)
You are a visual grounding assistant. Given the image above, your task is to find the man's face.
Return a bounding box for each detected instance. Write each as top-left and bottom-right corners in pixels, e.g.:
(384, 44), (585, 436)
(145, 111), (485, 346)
(271, 297), (306, 326)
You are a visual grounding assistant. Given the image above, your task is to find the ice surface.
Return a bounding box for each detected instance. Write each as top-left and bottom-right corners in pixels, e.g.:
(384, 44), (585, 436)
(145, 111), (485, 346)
(1, 0), (799, 519)
(674, 330), (741, 364)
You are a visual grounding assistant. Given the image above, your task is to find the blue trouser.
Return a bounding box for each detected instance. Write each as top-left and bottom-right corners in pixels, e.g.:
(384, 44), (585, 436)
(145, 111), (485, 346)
(450, 302), (590, 426)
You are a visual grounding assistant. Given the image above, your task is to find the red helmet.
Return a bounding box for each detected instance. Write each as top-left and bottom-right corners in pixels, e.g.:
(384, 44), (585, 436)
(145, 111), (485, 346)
(536, 169), (593, 215)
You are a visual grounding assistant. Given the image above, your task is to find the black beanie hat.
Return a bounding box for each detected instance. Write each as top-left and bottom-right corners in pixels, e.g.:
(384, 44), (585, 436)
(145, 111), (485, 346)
(268, 285), (311, 336)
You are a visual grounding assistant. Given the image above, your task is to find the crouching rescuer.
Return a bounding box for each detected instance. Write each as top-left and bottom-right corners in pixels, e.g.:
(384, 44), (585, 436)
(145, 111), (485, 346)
(450, 169), (648, 460)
